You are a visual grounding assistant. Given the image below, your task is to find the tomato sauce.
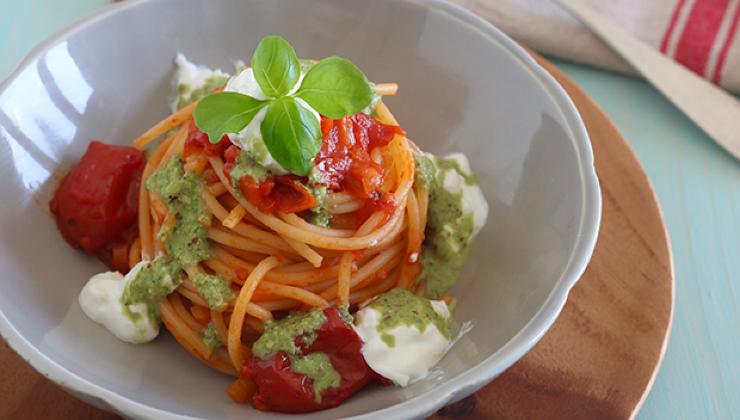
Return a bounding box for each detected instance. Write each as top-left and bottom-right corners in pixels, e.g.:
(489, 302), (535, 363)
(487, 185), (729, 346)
(50, 141), (145, 255)
(243, 307), (380, 413)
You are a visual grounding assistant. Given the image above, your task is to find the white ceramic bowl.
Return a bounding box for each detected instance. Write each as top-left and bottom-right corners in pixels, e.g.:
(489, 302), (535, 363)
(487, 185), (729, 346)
(0, 0), (601, 418)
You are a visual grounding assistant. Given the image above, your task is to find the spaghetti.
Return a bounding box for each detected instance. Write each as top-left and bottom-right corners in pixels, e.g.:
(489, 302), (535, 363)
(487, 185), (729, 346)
(125, 94), (425, 380)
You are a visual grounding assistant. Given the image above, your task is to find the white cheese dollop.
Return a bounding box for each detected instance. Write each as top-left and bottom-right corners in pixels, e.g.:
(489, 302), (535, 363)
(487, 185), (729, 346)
(171, 53), (229, 112)
(353, 300), (452, 387)
(223, 68), (320, 175)
(437, 153), (488, 238)
(78, 260), (159, 344)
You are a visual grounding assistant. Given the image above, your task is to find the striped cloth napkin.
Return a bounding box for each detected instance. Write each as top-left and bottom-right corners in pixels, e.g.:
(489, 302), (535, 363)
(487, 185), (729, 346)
(457, 0), (740, 93)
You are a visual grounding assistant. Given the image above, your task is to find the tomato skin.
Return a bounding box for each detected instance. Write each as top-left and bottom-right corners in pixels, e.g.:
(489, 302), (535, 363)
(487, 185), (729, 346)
(49, 141), (144, 255)
(243, 307), (378, 413)
(237, 175), (317, 214)
(315, 113), (404, 199)
(184, 120), (231, 158)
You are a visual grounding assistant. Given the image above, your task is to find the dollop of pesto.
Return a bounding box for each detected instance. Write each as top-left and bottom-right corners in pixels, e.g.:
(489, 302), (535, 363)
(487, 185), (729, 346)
(146, 155), (211, 265)
(173, 74), (229, 111)
(414, 153), (479, 299)
(229, 147), (269, 187)
(252, 308), (341, 403)
(252, 309), (326, 358)
(291, 352), (341, 402)
(306, 169), (330, 226)
(122, 256), (182, 321)
(193, 273), (234, 310)
(367, 288), (451, 343)
(203, 322), (222, 349)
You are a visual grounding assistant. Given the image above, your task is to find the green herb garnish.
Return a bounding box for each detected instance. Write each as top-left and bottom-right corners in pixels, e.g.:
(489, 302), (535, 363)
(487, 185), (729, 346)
(193, 35), (374, 176)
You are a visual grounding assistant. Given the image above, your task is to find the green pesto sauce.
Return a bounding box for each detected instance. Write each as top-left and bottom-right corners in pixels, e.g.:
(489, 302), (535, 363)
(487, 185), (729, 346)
(413, 153), (436, 189)
(307, 182), (330, 227)
(337, 304), (353, 324)
(173, 74), (229, 111)
(291, 352), (341, 402)
(253, 308), (326, 358)
(122, 257), (182, 321)
(229, 148), (268, 187)
(145, 155), (212, 266)
(436, 157), (477, 185)
(368, 288), (451, 341)
(203, 322), (222, 349)
(414, 153), (478, 299)
(252, 308), (341, 403)
(193, 273), (234, 310)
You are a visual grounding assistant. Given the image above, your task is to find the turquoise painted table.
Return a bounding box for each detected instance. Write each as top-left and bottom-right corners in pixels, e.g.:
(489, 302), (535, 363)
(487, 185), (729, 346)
(2, 1), (739, 419)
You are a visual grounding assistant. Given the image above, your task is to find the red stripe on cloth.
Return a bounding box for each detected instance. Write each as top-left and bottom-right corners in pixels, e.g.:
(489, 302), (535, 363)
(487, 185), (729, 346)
(712, 3), (740, 83)
(661, 0), (689, 53)
(674, 0), (732, 75)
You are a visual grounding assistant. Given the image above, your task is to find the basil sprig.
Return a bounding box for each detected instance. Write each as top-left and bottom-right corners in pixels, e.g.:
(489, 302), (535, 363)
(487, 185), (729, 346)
(193, 35), (374, 176)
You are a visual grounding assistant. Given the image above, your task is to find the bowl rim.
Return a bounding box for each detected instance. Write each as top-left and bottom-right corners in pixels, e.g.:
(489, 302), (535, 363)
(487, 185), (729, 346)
(0, 0), (602, 418)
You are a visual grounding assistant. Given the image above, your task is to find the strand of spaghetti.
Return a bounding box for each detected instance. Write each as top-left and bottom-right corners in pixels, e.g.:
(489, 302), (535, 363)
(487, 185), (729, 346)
(158, 125), (188, 169)
(128, 238), (142, 270)
(337, 211), (385, 304)
(278, 212), (353, 238)
(329, 199), (364, 214)
(177, 285), (210, 307)
(398, 189), (421, 289)
(222, 205), (247, 229)
(207, 227), (279, 255)
(364, 214), (407, 254)
(202, 257), (323, 304)
(202, 189), (295, 253)
(227, 256), (279, 370)
(177, 284), (272, 321)
(170, 292), (206, 335)
(133, 101), (197, 149)
(353, 252), (404, 291)
(208, 182), (228, 196)
(374, 100), (399, 125)
(258, 299), (301, 312)
(211, 245), (341, 286)
(138, 135), (173, 260)
(257, 282), (329, 308)
(159, 296), (211, 360)
(160, 300), (238, 377)
(222, 246), (267, 264)
(326, 191), (356, 206)
(211, 310), (229, 344)
(210, 155), (408, 250)
(349, 268), (400, 304)
(184, 152), (208, 174)
(337, 252), (353, 305)
(320, 241), (405, 300)
(373, 83), (399, 96)
(281, 235), (323, 268)
(416, 184), (429, 231)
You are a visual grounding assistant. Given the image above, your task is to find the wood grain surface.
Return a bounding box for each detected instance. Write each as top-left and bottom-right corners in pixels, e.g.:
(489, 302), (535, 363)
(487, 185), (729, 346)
(0, 53), (673, 420)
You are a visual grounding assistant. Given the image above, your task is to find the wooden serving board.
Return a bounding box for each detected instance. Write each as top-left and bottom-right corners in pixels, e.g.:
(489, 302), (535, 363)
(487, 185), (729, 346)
(0, 53), (673, 420)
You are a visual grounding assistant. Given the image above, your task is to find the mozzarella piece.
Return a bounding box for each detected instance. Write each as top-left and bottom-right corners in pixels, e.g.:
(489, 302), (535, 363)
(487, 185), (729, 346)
(78, 261), (159, 344)
(437, 153), (488, 238)
(353, 301), (452, 387)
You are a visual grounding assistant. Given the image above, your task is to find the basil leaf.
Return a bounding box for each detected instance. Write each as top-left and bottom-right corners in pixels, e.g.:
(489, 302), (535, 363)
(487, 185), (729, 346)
(296, 56), (373, 119)
(252, 35), (301, 98)
(193, 92), (267, 144)
(261, 97), (321, 176)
